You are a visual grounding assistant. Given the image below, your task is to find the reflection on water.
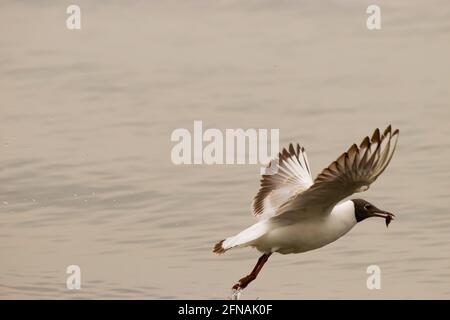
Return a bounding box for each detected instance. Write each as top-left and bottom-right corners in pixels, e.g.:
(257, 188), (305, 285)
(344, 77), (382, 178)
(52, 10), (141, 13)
(1, 0), (450, 299)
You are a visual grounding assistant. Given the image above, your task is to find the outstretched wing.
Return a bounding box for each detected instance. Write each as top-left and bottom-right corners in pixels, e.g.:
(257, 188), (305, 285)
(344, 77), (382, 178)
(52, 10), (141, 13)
(275, 125), (399, 216)
(252, 143), (313, 220)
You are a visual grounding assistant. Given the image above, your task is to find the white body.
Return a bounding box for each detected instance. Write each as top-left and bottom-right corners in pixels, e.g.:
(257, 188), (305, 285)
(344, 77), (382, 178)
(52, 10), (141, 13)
(222, 200), (357, 255)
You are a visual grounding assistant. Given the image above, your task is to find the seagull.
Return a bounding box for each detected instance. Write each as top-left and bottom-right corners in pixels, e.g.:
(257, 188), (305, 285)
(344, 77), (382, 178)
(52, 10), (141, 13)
(213, 125), (399, 292)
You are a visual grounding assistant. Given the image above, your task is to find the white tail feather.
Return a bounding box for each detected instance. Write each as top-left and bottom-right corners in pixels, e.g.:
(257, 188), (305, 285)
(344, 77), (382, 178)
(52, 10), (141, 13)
(214, 221), (268, 254)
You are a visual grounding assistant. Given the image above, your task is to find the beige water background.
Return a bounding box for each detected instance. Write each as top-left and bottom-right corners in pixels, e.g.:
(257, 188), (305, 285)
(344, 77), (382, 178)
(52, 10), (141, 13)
(1, 0), (450, 299)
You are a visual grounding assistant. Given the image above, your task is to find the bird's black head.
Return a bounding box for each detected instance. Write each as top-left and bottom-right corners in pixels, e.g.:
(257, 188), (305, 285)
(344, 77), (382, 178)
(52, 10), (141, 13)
(352, 199), (395, 227)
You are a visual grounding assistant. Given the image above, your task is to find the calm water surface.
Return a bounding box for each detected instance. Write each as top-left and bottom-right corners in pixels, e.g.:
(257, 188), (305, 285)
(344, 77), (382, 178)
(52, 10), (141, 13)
(1, 0), (450, 299)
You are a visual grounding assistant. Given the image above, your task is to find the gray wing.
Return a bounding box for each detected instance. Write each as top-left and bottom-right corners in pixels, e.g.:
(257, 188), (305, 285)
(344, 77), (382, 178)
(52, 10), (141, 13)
(275, 125), (399, 217)
(252, 143), (313, 220)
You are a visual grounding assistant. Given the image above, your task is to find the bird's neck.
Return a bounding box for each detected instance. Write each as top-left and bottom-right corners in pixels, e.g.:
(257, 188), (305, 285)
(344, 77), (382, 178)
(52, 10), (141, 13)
(330, 200), (358, 227)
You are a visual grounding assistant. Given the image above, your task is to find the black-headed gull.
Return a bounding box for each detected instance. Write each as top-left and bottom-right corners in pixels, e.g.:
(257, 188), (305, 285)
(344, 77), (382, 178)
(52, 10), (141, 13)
(213, 125), (399, 291)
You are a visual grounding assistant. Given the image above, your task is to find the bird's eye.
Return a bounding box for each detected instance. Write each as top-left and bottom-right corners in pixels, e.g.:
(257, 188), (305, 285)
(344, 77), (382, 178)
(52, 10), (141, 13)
(364, 204), (371, 210)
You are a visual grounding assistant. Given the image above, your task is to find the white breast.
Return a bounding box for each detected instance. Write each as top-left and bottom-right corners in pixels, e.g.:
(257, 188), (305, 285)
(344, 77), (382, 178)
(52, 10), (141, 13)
(254, 200), (357, 254)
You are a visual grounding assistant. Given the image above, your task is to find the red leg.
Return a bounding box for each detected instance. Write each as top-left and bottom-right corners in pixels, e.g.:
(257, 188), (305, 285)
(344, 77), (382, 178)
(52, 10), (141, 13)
(232, 253), (272, 290)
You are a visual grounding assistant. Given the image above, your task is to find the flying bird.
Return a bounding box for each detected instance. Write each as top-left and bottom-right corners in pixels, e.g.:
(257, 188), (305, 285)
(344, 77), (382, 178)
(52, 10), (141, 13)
(213, 125), (399, 292)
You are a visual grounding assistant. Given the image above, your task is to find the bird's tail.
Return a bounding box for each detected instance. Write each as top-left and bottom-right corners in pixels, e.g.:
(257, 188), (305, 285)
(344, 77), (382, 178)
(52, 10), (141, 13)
(213, 239), (227, 254)
(213, 221), (268, 255)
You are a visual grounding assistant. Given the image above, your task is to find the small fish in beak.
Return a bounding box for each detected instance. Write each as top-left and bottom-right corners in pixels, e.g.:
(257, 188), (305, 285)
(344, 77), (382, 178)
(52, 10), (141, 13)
(385, 214), (394, 227)
(372, 210), (395, 228)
